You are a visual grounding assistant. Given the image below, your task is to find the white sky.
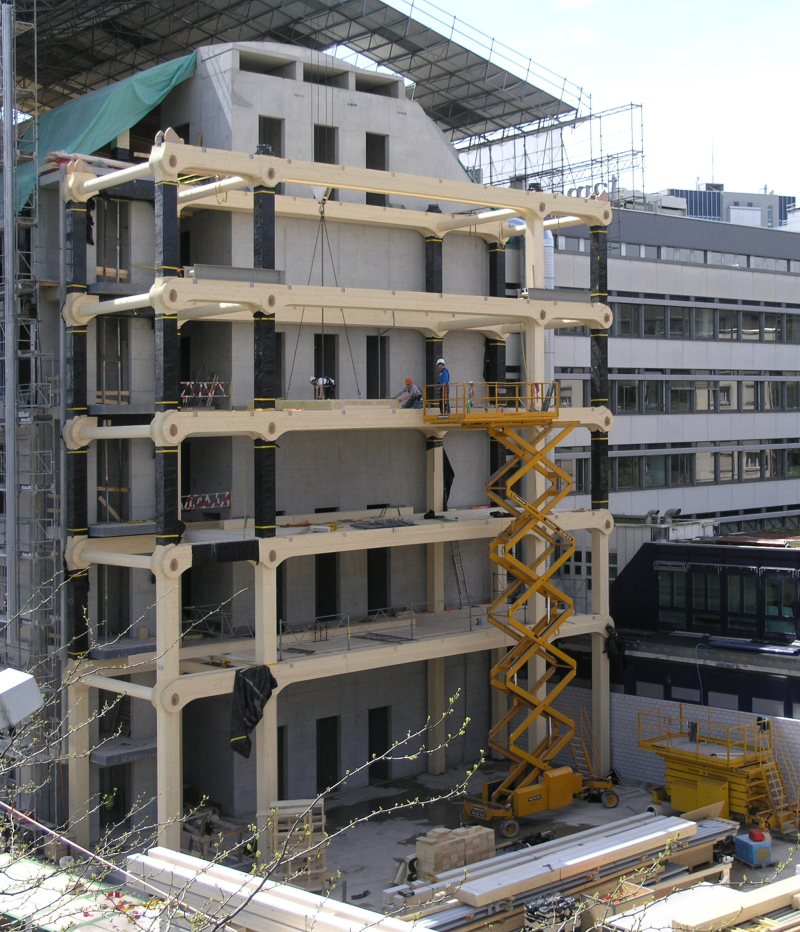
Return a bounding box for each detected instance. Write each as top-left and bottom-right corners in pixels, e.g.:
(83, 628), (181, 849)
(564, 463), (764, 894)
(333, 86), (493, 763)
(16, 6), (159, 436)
(411, 0), (799, 198)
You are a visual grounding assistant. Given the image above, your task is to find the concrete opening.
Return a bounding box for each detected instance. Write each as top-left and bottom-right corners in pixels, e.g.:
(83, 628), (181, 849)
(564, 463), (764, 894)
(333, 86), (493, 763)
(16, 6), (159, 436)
(316, 715), (340, 793)
(368, 705), (390, 783)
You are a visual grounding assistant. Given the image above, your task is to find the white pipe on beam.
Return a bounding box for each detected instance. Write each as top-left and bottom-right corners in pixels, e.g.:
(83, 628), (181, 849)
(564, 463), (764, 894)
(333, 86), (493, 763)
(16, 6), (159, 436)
(80, 551), (152, 570)
(543, 215), (583, 229)
(176, 302), (251, 321)
(76, 161), (154, 197)
(80, 673), (153, 702)
(77, 424), (152, 442)
(91, 293), (151, 315)
(436, 208), (522, 233)
(178, 176), (250, 205)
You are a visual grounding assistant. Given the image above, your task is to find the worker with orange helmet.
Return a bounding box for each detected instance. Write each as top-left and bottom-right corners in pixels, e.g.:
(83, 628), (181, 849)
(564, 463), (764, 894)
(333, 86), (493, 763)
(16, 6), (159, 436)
(393, 377), (423, 409)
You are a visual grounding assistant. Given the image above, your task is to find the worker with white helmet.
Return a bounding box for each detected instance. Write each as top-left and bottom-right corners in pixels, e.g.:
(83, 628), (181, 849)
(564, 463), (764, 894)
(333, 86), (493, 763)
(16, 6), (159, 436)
(436, 357), (450, 414)
(309, 375), (336, 400)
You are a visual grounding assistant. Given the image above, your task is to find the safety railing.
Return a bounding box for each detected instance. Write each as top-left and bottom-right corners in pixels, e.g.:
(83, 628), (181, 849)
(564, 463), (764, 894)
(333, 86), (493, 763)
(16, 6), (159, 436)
(638, 703), (769, 766)
(181, 380), (232, 409)
(182, 605), (255, 639)
(181, 491), (232, 512)
(421, 381), (559, 423)
(277, 599), (488, 660)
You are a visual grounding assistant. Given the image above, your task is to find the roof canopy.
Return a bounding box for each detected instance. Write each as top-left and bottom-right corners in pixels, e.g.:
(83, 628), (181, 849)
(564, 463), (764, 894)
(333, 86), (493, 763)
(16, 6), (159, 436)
(15, 0), (577, 142)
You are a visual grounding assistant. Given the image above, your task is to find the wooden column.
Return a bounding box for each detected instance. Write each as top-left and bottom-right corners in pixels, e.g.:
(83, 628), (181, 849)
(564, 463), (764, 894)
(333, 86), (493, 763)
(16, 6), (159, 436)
(155, 567), (182, 849)
(67, 677), (91, 847)
(427, 657), (446, 775)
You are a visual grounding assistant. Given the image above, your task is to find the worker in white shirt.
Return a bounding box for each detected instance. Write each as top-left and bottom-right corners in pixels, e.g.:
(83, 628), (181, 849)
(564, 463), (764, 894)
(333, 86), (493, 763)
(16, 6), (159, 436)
(309, 375), (336, 399)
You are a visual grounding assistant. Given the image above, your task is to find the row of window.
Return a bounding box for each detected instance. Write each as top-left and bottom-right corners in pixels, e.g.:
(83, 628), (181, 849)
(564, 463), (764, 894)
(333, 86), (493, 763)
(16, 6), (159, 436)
(556, 235), (800, 274)
(611, 305), (800, 343)
(559, 373), (800, 415)
(657, 565), (800, 641)
(557, 445), (800, 492)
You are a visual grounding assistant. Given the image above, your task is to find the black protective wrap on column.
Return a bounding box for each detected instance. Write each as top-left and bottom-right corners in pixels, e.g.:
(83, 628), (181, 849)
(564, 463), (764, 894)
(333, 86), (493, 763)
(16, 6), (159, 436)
(65, 201), (90, 656)
(254, 441), (276, 539)
(156, 447), (181, 545)
(488, 244), (506, 297)
(155, 180), (180, 277)
(66, 570), (90, 658)
(425, 336), (443, 394)
(253, 312), (276, 408)
(192, 540), (261, 566)
(590, 225), (609, 509)
(155, 314), (180, 410)
(253, 186), (276, 270)
(484, 338), (507, 475)
(424, 236), (443, 294)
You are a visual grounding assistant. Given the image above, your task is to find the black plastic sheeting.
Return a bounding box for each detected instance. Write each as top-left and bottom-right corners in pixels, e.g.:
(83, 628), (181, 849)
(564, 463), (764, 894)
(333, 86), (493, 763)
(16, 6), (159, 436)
(230, 665), (278, 758)
(589, 225), (609, 509)
(488, 244), (505, 297)
(65, 201), (90, 657)
(484, 336), (507, 476)
(191, 540), (260, 565)
(155, 447), (181, 543)
(424, 235), (443, 294)
(253, 186), (276, 270)
(254, 442), (276, 539)
(425, 336), (443, 390)
(155, 180), (180, 275)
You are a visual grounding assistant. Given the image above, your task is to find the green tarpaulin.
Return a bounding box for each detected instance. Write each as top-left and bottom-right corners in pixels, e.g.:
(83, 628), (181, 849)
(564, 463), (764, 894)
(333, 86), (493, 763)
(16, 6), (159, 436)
(12, 52), (197, 212)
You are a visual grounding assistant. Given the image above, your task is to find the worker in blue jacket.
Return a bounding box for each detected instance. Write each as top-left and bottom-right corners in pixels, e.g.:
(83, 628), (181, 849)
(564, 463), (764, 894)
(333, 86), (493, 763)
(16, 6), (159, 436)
(436, 357), (450, 414)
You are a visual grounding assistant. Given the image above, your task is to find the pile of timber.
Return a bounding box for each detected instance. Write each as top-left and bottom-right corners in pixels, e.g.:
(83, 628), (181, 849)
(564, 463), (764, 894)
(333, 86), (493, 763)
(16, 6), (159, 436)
(416, 826), (495, 879)
(383, 812), (735, 925)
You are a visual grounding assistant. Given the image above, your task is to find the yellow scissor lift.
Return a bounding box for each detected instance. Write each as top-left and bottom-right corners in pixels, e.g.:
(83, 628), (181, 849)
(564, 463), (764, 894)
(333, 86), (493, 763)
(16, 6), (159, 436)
(424, 381), (616, 837)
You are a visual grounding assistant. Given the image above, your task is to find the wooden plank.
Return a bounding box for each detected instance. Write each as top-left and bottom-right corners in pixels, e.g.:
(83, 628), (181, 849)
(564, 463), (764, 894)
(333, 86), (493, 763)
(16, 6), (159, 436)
(672, 875), (800, 931)
(457, 818), (697, 908)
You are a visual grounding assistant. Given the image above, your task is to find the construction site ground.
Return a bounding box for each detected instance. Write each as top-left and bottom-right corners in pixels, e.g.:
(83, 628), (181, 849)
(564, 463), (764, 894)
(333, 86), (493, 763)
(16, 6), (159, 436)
(319, 761), (800, 914)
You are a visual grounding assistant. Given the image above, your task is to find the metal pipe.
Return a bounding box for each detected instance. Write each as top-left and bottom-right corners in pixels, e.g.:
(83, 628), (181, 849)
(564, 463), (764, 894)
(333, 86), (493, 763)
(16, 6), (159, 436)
(178, 175), (250, 206)
(75, 160), (153, 197)
(2, 3), (18, 629)
(435, 208), (522, 233)
(79, 673), (153, 702)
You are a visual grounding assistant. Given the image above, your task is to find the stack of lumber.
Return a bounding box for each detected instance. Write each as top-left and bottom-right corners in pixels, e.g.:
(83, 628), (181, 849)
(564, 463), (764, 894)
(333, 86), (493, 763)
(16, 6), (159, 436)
(268, 799), (330, 892)
(609, 875), (800, 931)
(128, 846), (414, 932)
(415, 826), (495, 879)
(384, 813), (729, 914)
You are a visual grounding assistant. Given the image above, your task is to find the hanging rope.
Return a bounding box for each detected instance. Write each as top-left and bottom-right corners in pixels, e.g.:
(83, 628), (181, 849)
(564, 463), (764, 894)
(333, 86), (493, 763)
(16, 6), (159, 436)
(285, 213), (323, 396)
(320, 204), (361, 398)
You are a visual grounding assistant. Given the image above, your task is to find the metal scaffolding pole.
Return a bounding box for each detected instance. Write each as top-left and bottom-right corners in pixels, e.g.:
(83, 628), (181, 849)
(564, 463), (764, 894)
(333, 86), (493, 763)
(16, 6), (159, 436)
(2, 2), (19, 628)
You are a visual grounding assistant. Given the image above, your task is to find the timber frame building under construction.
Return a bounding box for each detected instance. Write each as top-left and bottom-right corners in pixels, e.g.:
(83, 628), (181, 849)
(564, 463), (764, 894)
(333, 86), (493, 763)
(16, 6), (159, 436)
(1, 39), (616, 845)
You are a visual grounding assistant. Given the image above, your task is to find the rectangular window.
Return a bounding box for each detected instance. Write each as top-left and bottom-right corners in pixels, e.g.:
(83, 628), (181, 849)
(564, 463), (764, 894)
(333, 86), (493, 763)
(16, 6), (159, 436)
(788, 383), (800, 410)
(645, 455), (667, 487)
(314, 124), (338, 199)
(764, 313), (781, 342)
(727, 574), (757, 634)
(368, 706), (391, 783)
(643, 307), (666, 338)
(644, 381), (665, 412)
(96, 317), (130, 405)
(742, 381), (758, 410)
(95, 199), (130, 283)
(741, 311), (761, 341)
(765, 576), (796, 638)
(365, 132), (388, 206)
(623, 243), (642, 258)
(563, 237), (580, 252)
(616, 304), (641, 336)
(695, 449), (716, 483)
(616, 456), (641, 489)
(695, 381), (718, 412)
(558, 378), (585, 408)
(693, 571), (722, 631)
(743, 450), (762, 480)
(258, 116), (284, 156)
(765, 449), (781, 479)
(615, 380), (639, 413)
(695, 307), (714, 339)
(787, 449), (800, 477)
(669, 307), (691, 339)
(643, 245), (658, 260)
(366, 335), (388, 399)
(718, 378), (738, 410)
(97, 437), (130, 523)
(765, 382), (783, 410)
(658, 569), (686, 627)
(97, 564), (130, 639)
(316, 715), (340, 793)
(719, 450), (739, 482)
(788, 316), (800, 342)
(670, 382), (693, 412)
(670, 453), (692, 486)
(719, 309), (738, 340)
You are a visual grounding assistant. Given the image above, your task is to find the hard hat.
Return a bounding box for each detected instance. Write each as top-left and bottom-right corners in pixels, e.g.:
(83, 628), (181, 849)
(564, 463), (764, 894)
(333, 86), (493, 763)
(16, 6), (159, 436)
(309, 376), (317, 383)
(405, 378), (413, 385)
(436, 358), (445, 365)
